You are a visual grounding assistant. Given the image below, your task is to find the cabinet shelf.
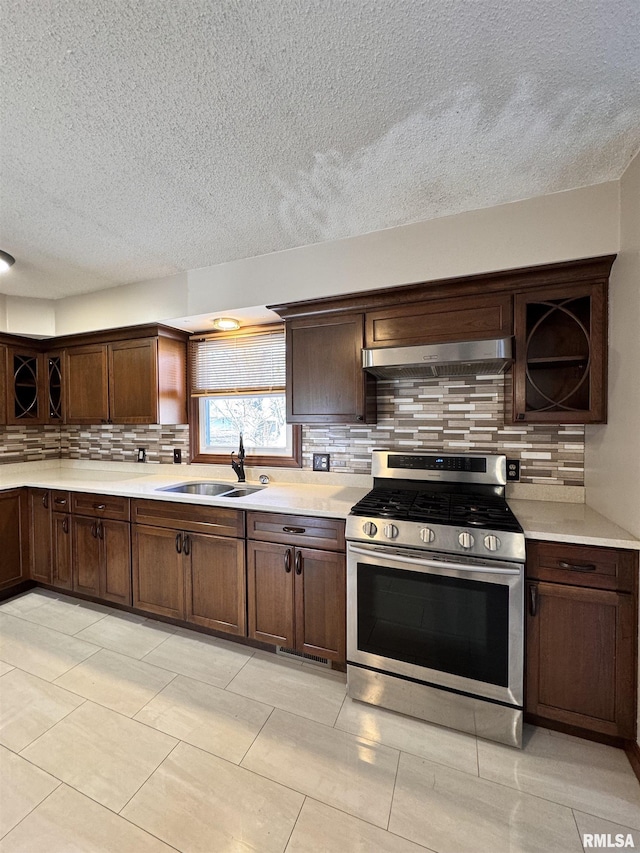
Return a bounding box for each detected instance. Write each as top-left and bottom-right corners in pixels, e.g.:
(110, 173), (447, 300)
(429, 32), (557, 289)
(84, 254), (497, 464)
(527, 355), (588, 368)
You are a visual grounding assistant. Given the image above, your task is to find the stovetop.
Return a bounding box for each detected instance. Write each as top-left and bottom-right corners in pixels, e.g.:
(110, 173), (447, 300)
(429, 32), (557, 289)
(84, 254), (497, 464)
(350, 486), (522, 533)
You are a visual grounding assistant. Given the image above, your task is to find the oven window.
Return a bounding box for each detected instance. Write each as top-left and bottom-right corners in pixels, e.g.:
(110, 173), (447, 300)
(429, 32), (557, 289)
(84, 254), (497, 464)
(357, 564), (509, 687)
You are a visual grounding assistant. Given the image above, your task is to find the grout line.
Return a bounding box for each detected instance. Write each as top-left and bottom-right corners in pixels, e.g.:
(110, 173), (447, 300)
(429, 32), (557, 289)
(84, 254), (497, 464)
(282, 795), (307, 852)
(0, 780), (63, 842)
(572, 808), (587, 851)
(385, 745), (402, 831)
(237, 705), (277, 767)
(116, 739), (182, 816)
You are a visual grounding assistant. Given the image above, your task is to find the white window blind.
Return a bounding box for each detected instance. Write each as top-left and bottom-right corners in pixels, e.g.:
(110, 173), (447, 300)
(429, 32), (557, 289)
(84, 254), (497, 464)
(190, 327), (286, 396)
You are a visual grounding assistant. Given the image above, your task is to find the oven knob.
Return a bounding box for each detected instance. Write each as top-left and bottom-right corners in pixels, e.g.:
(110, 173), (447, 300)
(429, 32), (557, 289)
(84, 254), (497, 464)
(419, 527), (435, 544)
(383, 523), (399, 540)
(483, 534), (501, 552)
(458, 531), (475, 549)
(362, 522), (377, 537)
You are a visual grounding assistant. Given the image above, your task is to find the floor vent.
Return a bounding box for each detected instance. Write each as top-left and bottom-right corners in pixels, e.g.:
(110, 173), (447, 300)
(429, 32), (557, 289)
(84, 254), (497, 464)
(276, 646), (331, 668)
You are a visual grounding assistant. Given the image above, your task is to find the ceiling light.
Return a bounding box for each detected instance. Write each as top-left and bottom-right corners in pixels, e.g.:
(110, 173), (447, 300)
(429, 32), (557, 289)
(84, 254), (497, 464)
(0, 251), (15, 273)
(211, 317), (240, 331)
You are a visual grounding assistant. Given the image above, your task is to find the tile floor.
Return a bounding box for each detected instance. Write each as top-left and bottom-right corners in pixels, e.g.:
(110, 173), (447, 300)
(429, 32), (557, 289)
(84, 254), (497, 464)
(0, 589), (639, 852)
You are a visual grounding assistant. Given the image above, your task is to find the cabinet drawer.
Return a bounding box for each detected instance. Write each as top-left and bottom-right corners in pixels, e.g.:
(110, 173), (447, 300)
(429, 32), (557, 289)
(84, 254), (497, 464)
(247, 512), (345, 551)
(526, 540), (637, 593)
(132, 499), (244, 538)
(71, 492), (131, 521)
(51, 491), (71, 513)
(365, 293), (512, 348)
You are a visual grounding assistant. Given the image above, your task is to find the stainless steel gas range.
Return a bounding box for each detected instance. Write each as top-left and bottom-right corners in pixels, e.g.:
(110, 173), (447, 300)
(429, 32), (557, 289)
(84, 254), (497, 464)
(346, 451), (525, 747)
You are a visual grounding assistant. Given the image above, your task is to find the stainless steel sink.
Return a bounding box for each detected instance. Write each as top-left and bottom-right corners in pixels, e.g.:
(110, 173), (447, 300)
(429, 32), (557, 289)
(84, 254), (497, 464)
(157, 482), (264, 498)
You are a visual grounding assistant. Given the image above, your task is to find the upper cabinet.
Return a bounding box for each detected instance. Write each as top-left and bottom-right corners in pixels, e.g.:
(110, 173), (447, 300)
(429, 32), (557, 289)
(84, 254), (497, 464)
(512, 282), (607, 424)
(365, 293), (512, 348)
(63, 328), (187, 425)
(271, 255), (615, 427)
(285, 313), (376, 424)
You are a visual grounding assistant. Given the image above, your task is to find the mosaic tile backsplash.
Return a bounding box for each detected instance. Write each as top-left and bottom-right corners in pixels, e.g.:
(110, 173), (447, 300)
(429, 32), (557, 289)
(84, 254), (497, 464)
(301, 375), (585, 485)
(0, 375), (585, 486)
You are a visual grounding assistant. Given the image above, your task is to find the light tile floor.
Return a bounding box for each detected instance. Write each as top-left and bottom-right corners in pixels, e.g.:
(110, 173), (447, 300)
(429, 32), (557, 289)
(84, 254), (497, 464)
(0, 590), (639, 852)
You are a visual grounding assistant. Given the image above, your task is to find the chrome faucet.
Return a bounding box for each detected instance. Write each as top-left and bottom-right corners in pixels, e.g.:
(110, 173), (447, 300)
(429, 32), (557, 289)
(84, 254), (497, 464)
(231, 434), (246, 482)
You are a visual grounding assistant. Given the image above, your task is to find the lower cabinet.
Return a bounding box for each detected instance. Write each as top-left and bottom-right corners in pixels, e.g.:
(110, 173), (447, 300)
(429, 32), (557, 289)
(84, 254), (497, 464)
(131, 500), (246, 636)
(246, 512), (346, 661)
(526, 540), (637, 739)
(29, 489), (52, 583)
(70, 494), (132, 606)
(0, 488), (28, 591)
(52, 511), (72, 590)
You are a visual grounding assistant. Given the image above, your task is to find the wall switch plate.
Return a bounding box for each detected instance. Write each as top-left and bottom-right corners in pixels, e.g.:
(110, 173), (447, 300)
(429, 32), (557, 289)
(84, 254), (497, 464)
(313, 453), (330, 472)
(173, 448), (182, 464)
(137, 448), (146, 463)
(506, 459), (520, 481)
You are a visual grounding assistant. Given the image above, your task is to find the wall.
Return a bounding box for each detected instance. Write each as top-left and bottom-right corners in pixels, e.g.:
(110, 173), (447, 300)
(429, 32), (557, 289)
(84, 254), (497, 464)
(303, 374), (584, 484)
(585, 152), (640, 538)
(39, 181), (620, 337)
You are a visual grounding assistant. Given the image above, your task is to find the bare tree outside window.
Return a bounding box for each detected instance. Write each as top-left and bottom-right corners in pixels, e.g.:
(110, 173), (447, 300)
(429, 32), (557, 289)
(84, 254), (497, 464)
(200, 393), (290, 453)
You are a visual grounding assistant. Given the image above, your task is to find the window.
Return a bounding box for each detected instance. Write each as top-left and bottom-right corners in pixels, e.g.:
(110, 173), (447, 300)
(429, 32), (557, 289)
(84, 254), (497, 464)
(189, 325), (301, 467)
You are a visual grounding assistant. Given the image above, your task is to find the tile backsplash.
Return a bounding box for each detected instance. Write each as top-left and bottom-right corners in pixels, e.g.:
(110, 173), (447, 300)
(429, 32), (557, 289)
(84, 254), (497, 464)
(302, 375), (585, 485)
(0, 375), (585, 486)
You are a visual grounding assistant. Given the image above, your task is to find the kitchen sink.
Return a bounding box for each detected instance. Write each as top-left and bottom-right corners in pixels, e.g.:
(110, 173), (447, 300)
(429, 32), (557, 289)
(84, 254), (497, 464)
(157, 482), (264, 498)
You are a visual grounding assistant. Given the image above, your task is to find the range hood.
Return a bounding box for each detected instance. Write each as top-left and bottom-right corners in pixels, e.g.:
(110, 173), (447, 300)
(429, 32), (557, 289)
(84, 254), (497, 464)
(362, 338), (513, 379)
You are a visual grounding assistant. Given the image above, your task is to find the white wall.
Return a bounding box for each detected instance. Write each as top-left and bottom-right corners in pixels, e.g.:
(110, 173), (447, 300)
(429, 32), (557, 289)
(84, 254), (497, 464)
(21, 180), (620, 337)
(585, 153), (640, 539)
(4, 296), (56, 338)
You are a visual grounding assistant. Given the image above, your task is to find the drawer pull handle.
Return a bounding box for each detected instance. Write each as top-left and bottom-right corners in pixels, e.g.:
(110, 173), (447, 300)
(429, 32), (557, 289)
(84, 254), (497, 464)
(295, 551), (303, 575)
(183, 534), (191, 556)
(62, 517), (69, 534)
(175, 532), (183, 554)
(283, 526), (306, 534)
(284, 549), (292, 573)
(93, 504), (107, 511)
(42, 493), (49, 508)
(529, 584), (537, 616)
(558, 560), (597, 572)
(54, 498), (67, 506)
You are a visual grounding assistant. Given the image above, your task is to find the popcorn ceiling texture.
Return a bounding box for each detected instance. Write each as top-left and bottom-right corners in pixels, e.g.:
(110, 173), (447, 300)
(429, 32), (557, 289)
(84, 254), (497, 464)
(0, 377), (585, 487)
(1, 1), (639, 298)
(301, 376), (585, 486)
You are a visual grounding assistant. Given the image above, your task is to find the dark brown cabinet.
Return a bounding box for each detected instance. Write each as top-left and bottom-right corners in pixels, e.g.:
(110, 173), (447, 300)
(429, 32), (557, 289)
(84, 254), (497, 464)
(64, 331), (187, 425)
(365, 293), (512, 348)
(29, 489), (52, 583)
(70, 494), (131, 605)
(6, 347), (45, 425)
(52, 494), (72, 591)
(285, 313), (376, 424)
(0, 488), (28, 591)
(247, 512), (346, 661)
(131, 500), (246, 634)
(512, 282), (607, 424)
(526, 540), (637, 739)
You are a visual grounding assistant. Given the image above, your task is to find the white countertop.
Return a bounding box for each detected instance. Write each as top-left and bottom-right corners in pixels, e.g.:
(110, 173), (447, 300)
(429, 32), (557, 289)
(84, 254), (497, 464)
(1, 461), (638, 550)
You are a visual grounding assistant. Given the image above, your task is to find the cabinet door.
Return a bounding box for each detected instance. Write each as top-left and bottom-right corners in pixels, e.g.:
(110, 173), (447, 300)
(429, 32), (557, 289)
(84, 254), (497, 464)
(526, 581), (636, 738)
(132, 524), (185, 620)
(52, 514), (73, 590)
(64, 345), (109, 424)
(108, 338), (158, 424)
(71, 516), (101, 596)
(286, 313), (376, 424)
(512, 283), (607, 424)
(0, 489), (28, 590)
(294, 547), (346, 661)
(7, 349), (45, 425)
(29, 489), (52, 583)
(45, 353), (64, 424)
(100, 520), (132, 606)
(247, 540), (295, 647)
(0, 344), (6, 424)
(186, 533), (246, 636)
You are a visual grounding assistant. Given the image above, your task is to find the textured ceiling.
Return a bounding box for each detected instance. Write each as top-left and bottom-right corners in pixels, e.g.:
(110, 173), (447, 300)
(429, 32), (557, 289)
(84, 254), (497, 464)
(0, 0), (639, 299)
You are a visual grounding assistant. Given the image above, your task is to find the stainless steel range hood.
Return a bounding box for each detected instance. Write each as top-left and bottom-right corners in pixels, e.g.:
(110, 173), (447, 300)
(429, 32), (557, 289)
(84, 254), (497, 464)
(362, 338), (512, 379)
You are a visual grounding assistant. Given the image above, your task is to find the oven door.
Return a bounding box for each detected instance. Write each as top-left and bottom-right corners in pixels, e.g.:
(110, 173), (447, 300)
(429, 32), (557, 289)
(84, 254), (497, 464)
(347, 542), (523, 706)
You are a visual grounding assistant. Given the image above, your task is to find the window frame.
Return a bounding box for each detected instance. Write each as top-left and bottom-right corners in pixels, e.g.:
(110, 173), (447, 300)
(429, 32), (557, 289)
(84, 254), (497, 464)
(188, 324), (302, 468)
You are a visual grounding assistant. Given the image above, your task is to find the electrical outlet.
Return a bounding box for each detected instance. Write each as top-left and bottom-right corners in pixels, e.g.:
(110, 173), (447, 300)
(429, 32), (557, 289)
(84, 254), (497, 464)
(506, 459), (520, 481)
(173, 448), (182, 464)
(313, 453), (330, 472)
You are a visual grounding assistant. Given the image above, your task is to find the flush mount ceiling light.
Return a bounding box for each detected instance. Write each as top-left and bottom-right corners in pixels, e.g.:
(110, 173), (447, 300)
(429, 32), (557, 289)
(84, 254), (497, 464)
(0, 251), (15, 273)
(211, 317), (240, 331)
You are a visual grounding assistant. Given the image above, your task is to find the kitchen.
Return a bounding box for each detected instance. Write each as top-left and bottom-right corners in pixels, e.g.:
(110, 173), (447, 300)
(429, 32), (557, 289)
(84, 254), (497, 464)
(1, 2), (640, 852)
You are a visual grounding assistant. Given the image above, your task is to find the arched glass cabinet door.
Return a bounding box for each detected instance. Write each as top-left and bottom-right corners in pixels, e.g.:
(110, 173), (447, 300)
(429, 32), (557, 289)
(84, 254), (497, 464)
(512, 283), (607, 424)
(12, 352), (40, 422)
(47, 354), (63, 422)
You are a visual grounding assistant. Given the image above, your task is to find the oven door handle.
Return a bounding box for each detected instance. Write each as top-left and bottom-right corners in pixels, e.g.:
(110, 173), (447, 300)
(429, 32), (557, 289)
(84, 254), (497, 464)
(348, 545), (522, 575)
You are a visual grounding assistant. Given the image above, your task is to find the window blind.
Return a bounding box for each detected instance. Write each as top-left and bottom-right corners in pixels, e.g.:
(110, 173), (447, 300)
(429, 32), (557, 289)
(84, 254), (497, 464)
(189, 327), (286, 396)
